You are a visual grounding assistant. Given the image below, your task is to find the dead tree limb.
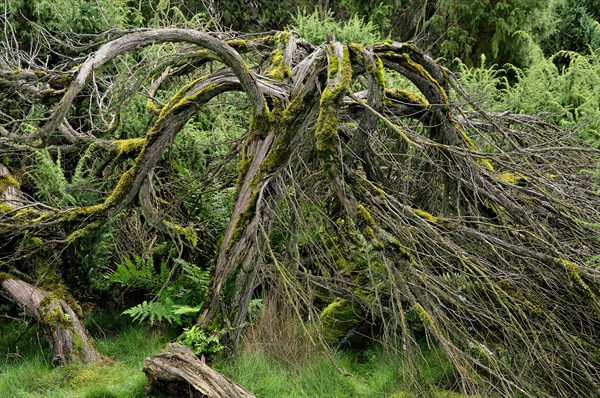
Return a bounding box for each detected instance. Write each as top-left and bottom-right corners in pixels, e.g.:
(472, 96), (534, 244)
(143, 343), (255, 398)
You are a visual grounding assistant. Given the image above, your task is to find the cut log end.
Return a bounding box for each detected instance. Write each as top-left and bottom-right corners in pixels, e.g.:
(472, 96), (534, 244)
(143, 343), (255, 398)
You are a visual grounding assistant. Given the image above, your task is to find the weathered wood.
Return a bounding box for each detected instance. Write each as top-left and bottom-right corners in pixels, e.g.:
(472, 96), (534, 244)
(143, 343), (255, 398)
(0, 277), (102, 365)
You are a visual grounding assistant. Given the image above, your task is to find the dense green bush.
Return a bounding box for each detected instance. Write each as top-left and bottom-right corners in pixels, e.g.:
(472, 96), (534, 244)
(455, 49), (600, 146)
(290, 8), (382, 45)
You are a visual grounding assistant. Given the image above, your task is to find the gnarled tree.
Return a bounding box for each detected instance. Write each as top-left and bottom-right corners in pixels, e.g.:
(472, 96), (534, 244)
(0, 23), (599, 397)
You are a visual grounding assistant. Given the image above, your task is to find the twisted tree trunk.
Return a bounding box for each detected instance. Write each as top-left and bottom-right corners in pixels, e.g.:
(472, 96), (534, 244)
(0, 277), (101, 365)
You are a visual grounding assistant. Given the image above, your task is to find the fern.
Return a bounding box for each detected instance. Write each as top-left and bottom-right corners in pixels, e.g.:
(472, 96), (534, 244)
(175, 258), (210, 292)
(176, 325), (224, 355)
(109, 255), (159, 289)
(122, 300), (178, 325)
(291, 8), (381, 45)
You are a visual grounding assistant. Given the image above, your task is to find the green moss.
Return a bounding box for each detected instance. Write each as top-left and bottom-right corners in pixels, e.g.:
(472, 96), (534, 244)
(389, 240), (415, 263)
(0, 204), (14, 212)
(455, 126), (494, 171)
(315, 47), (353, 171)
(248, 106), (273, 140)
(228, 189), (260, 247)
(61, 204), (103, 222)
(113, 138), (147, 157)
(372, 240), (385, 250)
(412, 208), (438, 223)
(267, 49), (291, 81)
(384, 88), (428, 107)
(65, 221), (102, 244)
(266, 32), (292, 81)
(146, 100), (160, 114)
(374, 54), (385, 86)
(0, 173), (20, 190)
(413, 303), (434, 328)
(40, 284), (83, 318)
(320, 297), (363, 344)
(163, 220), (198, 247)
(238, 150), (253, 183)
(105, 167), (136, 206)
(499, 281), (544, 314)
(41, 304), (72, 330)
(383, 50), (449, 104)
(555, 258), (596, 300)
(357, 203), (375, 226)
(496, 171), (526, 184)
(328, 54), (339, 78)
(0, 271), (13, 281)
(226, 38), (250, 52)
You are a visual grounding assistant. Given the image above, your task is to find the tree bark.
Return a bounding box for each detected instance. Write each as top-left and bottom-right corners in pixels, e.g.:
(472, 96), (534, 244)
(0, 277), (101, 365)
(143, 343), (255, 398)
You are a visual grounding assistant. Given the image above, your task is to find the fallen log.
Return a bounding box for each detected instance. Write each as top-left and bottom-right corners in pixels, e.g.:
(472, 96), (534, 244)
(143, 343), (255, 398)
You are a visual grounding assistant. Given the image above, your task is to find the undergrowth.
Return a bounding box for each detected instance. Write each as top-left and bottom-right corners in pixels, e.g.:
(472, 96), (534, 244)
(0, 311), (466, 397)
(217, 345), (465, 398)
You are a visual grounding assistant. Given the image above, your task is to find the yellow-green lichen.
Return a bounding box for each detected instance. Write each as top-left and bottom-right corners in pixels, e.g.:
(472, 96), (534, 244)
(398, 52), (449, 103)
(267, 49), (291, 81)
(496, 171), (526, 184)
(266, 32), (292, 81)
(456, 126), (494, 171)
(0, 204), (14, 212)
(0, 173), (20, 190)
(146, 100), (161, 114)
(65, 221), (102, 244)
(226, 39), (250, 52)
(374, 54), (385, 86)
(320, 297), (363, 344)
(357, 203), (375, 226)
(113, 138), (147, 157)
(555, 258), (596, 299)
(499, 281), (544, 315)
(413, 302), (434, 327)
(412, 208), (438, 223)
(315, 47), (353, 171)
(0, 271), (13, 281)
(328, 54), (339, 78)
(105, 167), (137, 206)
(61, 204), (103, 222)
(390, 240), (415, 263)
(384, 88), (428, 107)
(164, 220), (198, 247)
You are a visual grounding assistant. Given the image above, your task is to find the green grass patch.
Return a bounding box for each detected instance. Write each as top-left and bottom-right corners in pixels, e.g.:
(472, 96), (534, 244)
(1, 314), (467, 397)
(216, 344), (465, 398)
(0, 313), (168, 398)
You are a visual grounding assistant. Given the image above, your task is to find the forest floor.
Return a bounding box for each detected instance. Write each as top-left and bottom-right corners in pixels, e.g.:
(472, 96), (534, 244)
(0, 312), (468, 398)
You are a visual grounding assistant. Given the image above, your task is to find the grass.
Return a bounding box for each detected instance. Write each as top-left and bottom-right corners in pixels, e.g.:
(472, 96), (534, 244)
(0, 312), (469, 397)
(0, 313), (168, 398)
(216, 344), (465, 398)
